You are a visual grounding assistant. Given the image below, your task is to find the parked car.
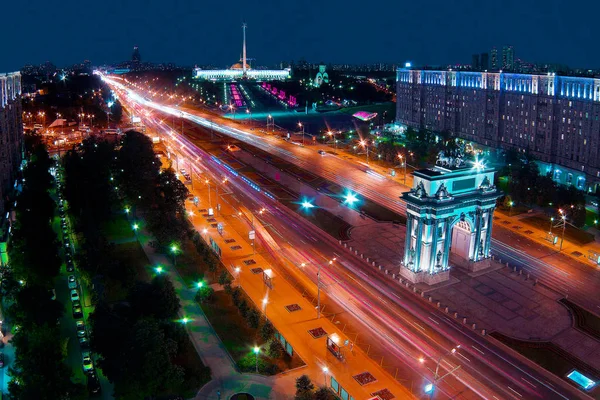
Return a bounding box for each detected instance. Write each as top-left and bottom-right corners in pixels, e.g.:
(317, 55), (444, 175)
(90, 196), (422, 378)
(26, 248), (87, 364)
(72, 306), (83, 319)
(68, 275), (77, 289)
(79, 336), (90, 350)
(72, 299), (81, 308)
(76, 321), (86, 338)
(318, 150), (326, 155)
(70, 289), (80, 302)
(82, 354), (94, 372)
(66, 262), (75, 273)
(87, 372), (101, 394)
(87, 373), (100, 394)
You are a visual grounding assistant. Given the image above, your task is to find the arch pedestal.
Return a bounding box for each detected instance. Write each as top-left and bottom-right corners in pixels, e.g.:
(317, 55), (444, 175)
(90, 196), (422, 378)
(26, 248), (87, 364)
(400, 165), (500, 285)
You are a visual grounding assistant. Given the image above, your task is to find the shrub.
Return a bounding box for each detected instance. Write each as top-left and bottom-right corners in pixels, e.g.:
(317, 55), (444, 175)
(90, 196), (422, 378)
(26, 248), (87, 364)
(246, 308), (261, 329)
(194, 286), (214, 304)
(238, 299), (249, 318)
(260, 320), (275, 341)
(267, 339), (284, 359)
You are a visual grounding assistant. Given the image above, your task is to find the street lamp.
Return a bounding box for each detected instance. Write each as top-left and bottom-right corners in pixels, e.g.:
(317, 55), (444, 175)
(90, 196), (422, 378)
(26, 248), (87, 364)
(398, 154), (407, 183)
(509, 201), (514, 217)
(298, 122), (305, 145)
(234, 266), (241, 287)
(360, 140), (369, 164)
(302, 258), (336, 319)
(322, 366), (329, 385)
(424, 345), (462, 399)
(155, 265), (164, 274)
(253, 346), (260, 373)
(205, 179), (212, 208)
(170, 244), (180, 266)
(267, 114), (274, 132)
(262, 297), (268, 318)
(301, 200), (315, 210)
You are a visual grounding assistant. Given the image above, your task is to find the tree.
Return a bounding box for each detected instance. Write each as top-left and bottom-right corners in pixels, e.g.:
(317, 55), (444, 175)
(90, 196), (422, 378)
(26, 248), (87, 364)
(246, 308), (261, 329)
(231, 287), (242, 307)
(218, 269), (232, 286)
(314, 387), (336, 400)
(295, 375), (315, 396)
(9, 324), (86, 400)
(8, 285), (64, 329)
(129, 275), (181, 320)
(267, 339), (284, 359)
(260, 320), (275, 341)
(238, 299), (249, 318)
(113, 319), (184, 399)
(195, 285), (214, 303)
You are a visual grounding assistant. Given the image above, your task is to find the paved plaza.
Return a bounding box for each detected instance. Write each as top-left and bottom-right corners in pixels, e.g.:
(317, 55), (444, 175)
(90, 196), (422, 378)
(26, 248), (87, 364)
(347, 221), (600, 372)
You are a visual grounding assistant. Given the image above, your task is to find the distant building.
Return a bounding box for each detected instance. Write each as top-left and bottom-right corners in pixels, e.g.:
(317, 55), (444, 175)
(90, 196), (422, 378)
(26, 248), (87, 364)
(471, 54), (480, 71)
(194, 23), (290, 81)
(132, 46), (141, 64)
(502, 46), (514, 71)
(396, 68), (600, 192)
(490, 48), (498, 70)
(0, 72), (23, 217)
(480, 53), (489, 71)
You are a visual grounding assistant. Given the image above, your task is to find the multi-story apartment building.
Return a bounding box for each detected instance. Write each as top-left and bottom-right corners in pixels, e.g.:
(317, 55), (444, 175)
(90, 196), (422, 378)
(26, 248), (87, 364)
(0, 72), (23, 217)
(396, 68), (600, 192)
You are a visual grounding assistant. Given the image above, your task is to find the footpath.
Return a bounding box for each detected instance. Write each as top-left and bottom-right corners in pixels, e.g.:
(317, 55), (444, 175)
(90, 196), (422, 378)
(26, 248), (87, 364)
(494, 209), (600, 267)
(183, 182), (414, 400)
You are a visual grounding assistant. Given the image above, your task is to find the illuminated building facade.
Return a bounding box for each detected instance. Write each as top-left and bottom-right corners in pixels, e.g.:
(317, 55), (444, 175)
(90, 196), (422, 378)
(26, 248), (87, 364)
(396, 69), (600, 192)
(194, 23), (290, 81)
(0, 72), (23, 216)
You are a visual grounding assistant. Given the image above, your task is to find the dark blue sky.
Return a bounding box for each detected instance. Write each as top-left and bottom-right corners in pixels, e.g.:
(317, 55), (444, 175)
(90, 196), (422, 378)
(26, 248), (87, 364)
(1, 0), (596, 72)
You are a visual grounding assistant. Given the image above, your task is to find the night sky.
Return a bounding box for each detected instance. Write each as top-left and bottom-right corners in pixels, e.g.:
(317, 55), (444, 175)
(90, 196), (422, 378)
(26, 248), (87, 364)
(2, 0), (597, 72)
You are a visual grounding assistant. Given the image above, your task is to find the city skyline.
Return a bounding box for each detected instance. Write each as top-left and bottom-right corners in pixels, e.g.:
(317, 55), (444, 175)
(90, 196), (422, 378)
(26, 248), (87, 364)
(3, 0), (600, 72)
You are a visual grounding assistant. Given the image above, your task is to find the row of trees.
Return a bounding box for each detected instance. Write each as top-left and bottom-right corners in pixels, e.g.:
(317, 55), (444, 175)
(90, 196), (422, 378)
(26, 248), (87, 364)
(61, 134), (210, 398)
(7, 136), (87, 399)
(295, 375), (335, 400)
(502, 150), (587, 226)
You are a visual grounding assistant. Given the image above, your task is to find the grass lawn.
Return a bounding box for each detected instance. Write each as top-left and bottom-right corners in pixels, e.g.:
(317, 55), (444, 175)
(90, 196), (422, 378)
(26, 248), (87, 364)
(199, 290), (304, 375)
(174, 238), (212, 287)
(521, 214), (595, 245)
(102, 215), (136, 242)
(585, 209), (599, 228)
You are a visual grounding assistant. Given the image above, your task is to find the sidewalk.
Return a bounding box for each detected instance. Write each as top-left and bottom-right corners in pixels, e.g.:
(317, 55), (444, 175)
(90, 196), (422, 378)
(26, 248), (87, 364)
(494, 209), (600, 267)
(132, 226), (283, 400)
(186, 183), (415, 400)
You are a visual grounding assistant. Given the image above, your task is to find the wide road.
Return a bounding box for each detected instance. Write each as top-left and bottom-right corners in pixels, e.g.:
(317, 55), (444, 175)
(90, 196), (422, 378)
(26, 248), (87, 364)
(105, 75), (600, 314)
(105, 76), (593, 399)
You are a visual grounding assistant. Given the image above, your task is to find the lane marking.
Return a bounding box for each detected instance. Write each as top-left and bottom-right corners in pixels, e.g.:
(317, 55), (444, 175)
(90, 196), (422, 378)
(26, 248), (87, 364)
(507, 386), (522, 397)
(472, 345), (484, 355)
(521, 377), (537, 388)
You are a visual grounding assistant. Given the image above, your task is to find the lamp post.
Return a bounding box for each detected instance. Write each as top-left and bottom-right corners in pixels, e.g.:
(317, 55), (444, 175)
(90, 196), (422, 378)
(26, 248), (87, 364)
(360, 140), (369, 164)
(509, 201), (514, 217)
(262, 297), (268, 318)
(170, 244), (179, 267)
(398, 154), (407, 183)
(267, 114), (274, 133)
(205, 179), (212, 208)
(301, 258), (336, 319)
(298, 122), (305, 145)
(253, 346), (260, 373)
(234, 266), (241, 287)
(424, 345), (462, 399)
(322, 366), (329, 386)
(107, 101), (114, 128)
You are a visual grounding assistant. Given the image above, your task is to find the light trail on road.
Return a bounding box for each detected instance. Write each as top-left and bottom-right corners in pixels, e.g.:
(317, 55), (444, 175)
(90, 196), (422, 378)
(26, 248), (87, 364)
(103, 75), (593, 400)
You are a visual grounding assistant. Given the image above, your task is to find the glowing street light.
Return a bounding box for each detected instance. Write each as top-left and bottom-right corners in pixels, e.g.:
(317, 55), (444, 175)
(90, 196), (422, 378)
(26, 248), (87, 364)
(344, 192), (358, 206)
(322, 366), (329, 385)
(155, 266), (164, 274)
(132, 223), (139, 231)
(170, 244), (180, 266)
(301, 200), (315, 209)
(196, 280), (205, 289)
(253, 346), (260, 373)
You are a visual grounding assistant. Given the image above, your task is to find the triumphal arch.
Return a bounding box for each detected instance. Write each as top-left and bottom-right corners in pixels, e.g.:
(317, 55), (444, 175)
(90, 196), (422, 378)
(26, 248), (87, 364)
(400, 157), (501, 285)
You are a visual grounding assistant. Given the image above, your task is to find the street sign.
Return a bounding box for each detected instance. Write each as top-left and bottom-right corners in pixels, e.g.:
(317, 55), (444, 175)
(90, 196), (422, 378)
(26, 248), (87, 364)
(248, 230), (255, 240)
(217, 223), (223, 235)
(217, 204), (221, 212)
(208, 208), (214, 216)
(193, 196), (199, 206)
